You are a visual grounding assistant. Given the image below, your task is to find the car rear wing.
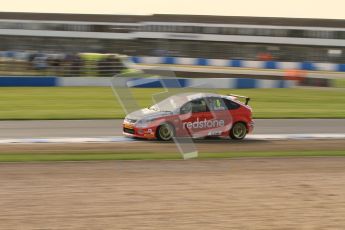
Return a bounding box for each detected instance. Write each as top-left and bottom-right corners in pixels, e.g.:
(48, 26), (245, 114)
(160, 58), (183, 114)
(228, 94), (251, 105)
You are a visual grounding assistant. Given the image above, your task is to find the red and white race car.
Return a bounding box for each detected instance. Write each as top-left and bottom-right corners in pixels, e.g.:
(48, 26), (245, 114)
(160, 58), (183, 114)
(123, 92), (254, 141)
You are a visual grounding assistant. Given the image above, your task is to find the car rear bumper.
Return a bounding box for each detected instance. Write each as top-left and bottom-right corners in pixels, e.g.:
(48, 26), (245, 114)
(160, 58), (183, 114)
(248, 120), (255, 133)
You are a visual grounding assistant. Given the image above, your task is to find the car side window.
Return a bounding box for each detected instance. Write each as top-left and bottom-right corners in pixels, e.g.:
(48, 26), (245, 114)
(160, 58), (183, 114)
(191, 99), (208, 113)
(224, 99), (240, 110)
(180, 99), (208, 114)
(206, 97), (226, 111)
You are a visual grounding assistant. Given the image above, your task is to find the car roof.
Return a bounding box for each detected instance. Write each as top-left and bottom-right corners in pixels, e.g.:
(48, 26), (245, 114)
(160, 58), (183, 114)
(151, 92), (241, 112)
(173, 92), (232, 101)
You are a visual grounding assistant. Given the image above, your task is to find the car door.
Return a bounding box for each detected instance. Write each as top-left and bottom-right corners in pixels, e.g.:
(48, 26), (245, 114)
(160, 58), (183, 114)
(179, 98), (210, 137)
(204, 97), (233, 136)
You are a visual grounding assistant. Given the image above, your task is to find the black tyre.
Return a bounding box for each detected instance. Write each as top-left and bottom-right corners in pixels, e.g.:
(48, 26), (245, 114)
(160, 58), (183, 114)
(156, 123), (175, 141)
(230, 122), (247, 140)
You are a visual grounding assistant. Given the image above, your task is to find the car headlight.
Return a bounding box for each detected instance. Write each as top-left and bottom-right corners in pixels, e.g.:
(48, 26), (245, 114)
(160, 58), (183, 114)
(124, 117), (137, 123)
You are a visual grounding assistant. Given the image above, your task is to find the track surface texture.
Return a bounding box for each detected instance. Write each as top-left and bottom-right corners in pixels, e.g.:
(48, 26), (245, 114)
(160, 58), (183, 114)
(1, 119), (345, 138)
(0, 158), (345, 229)
(0, 139), (344, 154)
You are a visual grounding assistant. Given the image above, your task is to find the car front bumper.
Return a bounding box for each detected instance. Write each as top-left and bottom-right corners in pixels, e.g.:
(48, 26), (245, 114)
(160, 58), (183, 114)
(123, 121), (157, 139)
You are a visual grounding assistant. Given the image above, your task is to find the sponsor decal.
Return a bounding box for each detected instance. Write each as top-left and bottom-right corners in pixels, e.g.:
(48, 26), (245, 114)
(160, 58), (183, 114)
(208, 131), (222, 136)
(183, 118), (225, 129)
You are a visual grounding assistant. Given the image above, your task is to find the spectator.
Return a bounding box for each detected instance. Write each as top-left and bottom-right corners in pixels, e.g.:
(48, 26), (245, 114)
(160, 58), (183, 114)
(32, 54), (47, 70)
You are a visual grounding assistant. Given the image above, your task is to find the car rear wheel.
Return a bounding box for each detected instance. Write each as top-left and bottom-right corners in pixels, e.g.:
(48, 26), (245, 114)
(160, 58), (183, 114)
(157, 123), (174, 141)
(230, 122), (247, 140)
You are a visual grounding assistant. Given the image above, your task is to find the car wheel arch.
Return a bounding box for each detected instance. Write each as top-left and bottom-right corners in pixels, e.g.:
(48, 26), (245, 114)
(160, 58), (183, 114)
(156, 122), (175, 140)
(229, 121), (248, 140)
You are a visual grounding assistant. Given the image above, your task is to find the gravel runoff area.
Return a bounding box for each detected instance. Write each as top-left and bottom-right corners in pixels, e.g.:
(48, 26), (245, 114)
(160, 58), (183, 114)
(0, 157), (344, 229)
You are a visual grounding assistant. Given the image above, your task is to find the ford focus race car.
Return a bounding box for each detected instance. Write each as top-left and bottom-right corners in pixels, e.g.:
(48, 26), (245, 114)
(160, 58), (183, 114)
(123, 92), (254, 141)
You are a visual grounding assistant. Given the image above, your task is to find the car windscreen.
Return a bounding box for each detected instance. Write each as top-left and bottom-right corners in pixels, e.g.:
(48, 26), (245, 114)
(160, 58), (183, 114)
(149, 95), (187, 112)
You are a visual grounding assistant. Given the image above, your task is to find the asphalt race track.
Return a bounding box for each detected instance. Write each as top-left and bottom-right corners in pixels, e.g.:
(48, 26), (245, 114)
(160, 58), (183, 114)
(0, 119), (344, 151)
(1, 119), (345, 139)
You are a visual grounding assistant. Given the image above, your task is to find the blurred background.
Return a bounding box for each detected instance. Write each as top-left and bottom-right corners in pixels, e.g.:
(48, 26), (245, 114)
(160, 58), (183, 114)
(0, 12), (344, 77)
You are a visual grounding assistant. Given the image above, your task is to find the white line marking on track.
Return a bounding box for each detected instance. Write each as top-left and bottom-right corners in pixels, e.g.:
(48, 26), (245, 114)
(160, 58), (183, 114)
(247, 133), (345, 140)
(0, 136), (137, 144)
(0, 134), (344, 144)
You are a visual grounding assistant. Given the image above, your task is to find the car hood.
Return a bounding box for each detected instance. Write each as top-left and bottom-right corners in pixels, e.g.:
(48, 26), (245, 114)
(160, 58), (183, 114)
(126, 108), (173, 121)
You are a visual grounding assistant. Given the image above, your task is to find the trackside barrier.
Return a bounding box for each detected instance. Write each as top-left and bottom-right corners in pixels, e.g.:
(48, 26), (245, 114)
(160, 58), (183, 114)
(0, 76), (56, 86)
(130, 56), (345, 72)
(125, 78), (296, 88)
(0, 76), (296, 88)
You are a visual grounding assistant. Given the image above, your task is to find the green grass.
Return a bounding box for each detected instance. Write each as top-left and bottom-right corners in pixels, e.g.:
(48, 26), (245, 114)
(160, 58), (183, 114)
(0, 150), (344, 162)
(335, 78), (345, 88)
(0, 87), (345, 120)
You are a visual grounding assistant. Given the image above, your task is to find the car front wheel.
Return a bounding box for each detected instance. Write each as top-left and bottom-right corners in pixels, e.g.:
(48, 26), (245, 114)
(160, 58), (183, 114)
(230, 122), (247, 140)
(157, 123), (174, 141)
